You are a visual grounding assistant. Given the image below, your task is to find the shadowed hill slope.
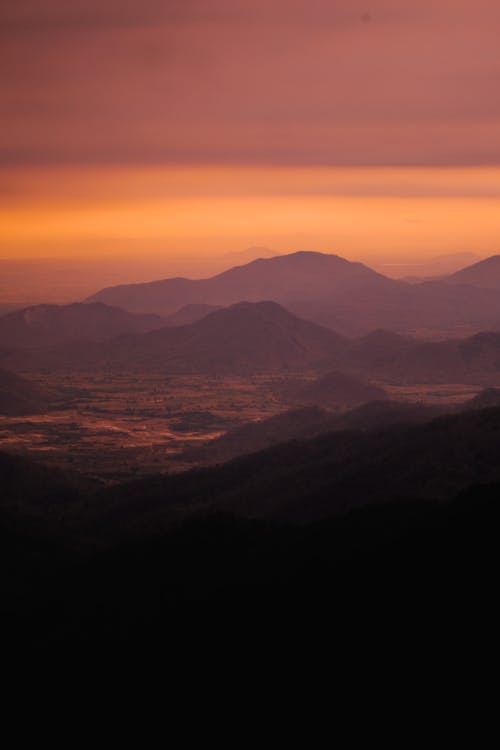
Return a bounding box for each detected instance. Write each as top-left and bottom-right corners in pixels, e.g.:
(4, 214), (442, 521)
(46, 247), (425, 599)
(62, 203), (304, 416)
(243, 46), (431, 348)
(0, 368), (57, 415)
(4, 301), (348, 374)
(0, 302), (165, 348)
(282, 370), (386, 408)
(443, 254), (500, 289)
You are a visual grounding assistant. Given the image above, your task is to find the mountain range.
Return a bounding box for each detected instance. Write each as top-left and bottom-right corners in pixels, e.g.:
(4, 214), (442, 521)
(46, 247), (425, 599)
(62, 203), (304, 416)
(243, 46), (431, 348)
(87, 251), (500, 336)
(2, 301), (346, 374)
(5, 299), (500, 385)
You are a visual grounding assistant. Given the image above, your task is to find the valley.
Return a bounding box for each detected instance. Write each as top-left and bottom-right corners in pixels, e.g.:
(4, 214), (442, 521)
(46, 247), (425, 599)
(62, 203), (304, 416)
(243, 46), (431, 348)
(0, 368), (483, 482)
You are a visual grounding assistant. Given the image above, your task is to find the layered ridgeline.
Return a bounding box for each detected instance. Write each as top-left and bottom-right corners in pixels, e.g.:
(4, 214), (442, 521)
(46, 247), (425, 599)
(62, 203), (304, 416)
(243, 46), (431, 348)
(3, 301), (347, 373)
(87, 251), (500, 336)
(6, 300), (500, 384)
(0, 302), (165, 348)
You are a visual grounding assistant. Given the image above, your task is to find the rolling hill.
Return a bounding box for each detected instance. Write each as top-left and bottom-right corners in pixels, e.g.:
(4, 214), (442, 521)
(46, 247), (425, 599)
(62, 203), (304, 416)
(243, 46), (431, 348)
(4, 301), (348, 374)
(0, 302), (165, 348)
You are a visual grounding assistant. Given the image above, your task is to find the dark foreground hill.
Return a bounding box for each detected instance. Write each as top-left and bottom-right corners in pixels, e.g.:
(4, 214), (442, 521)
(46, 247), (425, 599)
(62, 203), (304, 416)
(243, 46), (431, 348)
(1, 439), (499, 656)
(87, 250), (500, 336)
(0, 368), (58, 415)
(0, 302), (164, 348)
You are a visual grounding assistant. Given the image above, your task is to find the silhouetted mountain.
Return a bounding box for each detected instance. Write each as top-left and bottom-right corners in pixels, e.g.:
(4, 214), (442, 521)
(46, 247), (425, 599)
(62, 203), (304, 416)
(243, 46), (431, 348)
(282, 370), (386, 409)
(5, 301), (347, 374)
(87, 251), (500, 336)
(443, 254), (500, 289)
(0, 302), (165, 348)
(87, 252), (395, 317)
(163, 304), (221, 326)
(0, 368), (56, 415)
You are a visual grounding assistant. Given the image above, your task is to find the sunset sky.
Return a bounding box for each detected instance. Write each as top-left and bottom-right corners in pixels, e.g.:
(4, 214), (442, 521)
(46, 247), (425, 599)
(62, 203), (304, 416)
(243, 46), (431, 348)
(1, 0), (500, 273)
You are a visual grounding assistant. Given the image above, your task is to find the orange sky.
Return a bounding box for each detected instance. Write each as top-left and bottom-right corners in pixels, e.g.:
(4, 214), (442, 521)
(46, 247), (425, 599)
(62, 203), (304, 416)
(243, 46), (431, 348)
(1, 1), (499, 267)
(1, 166), (500, 262)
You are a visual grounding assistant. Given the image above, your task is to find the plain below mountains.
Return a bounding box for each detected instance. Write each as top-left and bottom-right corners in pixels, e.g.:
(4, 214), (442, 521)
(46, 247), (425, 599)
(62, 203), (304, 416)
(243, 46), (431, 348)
(87, 251), (500, 336)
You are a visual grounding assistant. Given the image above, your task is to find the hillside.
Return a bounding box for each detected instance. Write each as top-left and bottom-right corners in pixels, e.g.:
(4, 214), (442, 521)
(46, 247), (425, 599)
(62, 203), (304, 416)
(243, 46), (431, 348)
(0, 302), (165, 348)
(2, 444), (499, 653)
(163, 304), (221, 326)
(4, 301), (347, 374)
(282, 370), (386, 409)
(0, 368), (57, 415)
(443, 255), (500, 289)
(185, 400), (444, 466)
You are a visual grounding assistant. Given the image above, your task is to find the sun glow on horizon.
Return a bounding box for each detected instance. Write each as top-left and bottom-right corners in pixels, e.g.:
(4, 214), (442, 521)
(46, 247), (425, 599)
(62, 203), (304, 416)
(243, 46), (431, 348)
(1, 165), (500, 262)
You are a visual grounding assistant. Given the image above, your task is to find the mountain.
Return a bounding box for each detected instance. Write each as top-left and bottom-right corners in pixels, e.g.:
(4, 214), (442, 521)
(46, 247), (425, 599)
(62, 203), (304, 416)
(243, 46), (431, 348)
(443, 254), (500, 289)
(87, 251), (500, 336)
(0, 368), (57, 415)
(87, 250), (402, 318)
(0, 302), (165, 348)
(4, 301), (347, 374)
(282, 371), (386, 409)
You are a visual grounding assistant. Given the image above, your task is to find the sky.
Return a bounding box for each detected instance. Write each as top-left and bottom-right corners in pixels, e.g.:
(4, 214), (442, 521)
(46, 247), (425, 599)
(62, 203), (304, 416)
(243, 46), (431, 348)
(1, 0), (500, 279)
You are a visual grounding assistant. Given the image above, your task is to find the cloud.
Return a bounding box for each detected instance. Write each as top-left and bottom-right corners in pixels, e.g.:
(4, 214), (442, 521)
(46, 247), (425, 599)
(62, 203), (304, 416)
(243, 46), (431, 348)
(0, 1), (499, 167)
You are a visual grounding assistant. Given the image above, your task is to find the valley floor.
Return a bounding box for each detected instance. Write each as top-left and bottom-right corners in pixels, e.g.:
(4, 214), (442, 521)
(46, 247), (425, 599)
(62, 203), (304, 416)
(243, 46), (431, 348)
(0, 370), (483, 482)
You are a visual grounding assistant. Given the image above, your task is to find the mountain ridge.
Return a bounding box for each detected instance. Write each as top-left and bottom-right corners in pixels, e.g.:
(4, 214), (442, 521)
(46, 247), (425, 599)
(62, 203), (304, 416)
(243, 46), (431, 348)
(86, 250), (500, 336)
